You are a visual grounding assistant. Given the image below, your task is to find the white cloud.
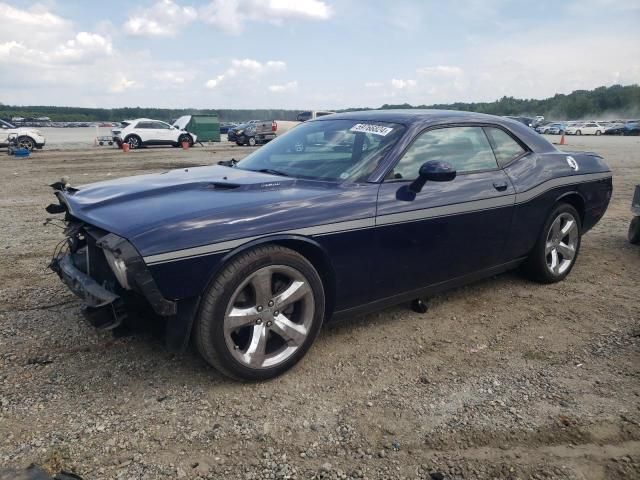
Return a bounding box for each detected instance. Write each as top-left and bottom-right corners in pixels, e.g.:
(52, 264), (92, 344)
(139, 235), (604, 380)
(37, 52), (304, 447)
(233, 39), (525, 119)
(0, 2), (72, 49)
(200, 0), (333, 34)
(152, 70), (187, 87)
(205, 58), (286, 88)
(269, 81), (298, 92)
(364, 82), (383, 88)
(124, 0), (197, 37)
(417, 65), (463, 77)
(110, 75), (137, 93)
(391, 79), (416, 89)
(205, 74), (226, 89)
(53, 32), (113, 62)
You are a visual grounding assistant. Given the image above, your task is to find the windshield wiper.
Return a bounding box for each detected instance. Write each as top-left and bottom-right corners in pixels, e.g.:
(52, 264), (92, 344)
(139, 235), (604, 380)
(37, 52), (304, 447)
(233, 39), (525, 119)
(257, 168), (290, 177)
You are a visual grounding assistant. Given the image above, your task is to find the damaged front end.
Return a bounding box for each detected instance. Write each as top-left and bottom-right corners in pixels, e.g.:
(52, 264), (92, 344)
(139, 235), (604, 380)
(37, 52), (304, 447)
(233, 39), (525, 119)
(48, 201), (176, 331)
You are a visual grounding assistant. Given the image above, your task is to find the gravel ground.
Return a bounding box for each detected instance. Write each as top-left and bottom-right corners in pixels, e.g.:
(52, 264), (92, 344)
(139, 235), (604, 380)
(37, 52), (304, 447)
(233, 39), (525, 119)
(0, 136), (639, 480)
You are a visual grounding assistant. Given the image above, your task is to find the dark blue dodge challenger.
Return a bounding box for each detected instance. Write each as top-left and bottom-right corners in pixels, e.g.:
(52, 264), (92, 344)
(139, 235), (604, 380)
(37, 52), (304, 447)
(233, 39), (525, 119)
(48, 110), (612, 380)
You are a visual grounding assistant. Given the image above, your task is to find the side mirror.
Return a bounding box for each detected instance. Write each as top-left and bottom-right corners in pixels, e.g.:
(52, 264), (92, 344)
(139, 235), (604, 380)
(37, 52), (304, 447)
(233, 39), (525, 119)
(408, 160), (456, 193)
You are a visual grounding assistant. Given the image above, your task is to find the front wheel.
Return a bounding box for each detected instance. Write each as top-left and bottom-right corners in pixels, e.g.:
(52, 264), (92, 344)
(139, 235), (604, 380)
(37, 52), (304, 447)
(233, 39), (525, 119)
(178, 134), (193, 147)
(194, 245), (325, 381)
(247, 136), (257, 147)
(523, 203), (582, 283)
(17, 136), (35, 151)
(576, 130), (582, 136)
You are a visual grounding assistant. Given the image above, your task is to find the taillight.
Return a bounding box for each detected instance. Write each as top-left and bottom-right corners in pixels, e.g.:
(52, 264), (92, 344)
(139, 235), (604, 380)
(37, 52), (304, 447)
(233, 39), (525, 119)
(272, 121), (277, 132)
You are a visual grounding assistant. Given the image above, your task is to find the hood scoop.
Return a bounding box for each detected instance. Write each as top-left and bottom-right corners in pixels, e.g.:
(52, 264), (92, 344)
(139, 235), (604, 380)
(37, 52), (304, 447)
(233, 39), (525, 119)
(202, 182), (240, 191)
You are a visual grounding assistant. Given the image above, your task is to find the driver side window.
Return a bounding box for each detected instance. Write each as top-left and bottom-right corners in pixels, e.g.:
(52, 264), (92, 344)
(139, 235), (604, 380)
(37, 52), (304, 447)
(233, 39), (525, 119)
(390, 126), (497, 180)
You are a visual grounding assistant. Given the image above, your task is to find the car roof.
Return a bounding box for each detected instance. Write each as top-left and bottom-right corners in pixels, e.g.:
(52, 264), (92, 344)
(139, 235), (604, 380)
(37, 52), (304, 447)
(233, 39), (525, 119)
(315, 109), (557, 153)
(128, 118), (168, 122)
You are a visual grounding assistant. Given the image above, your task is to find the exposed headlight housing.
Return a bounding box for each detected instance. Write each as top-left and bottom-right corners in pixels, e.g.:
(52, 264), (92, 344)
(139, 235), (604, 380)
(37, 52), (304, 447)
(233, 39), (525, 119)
(103, 249), (130, 289)
(236, 129), (244, 135)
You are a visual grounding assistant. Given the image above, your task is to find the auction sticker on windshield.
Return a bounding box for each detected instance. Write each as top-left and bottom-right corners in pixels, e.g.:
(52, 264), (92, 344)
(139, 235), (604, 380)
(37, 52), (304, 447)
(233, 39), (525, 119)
(350, 124), (394, 136)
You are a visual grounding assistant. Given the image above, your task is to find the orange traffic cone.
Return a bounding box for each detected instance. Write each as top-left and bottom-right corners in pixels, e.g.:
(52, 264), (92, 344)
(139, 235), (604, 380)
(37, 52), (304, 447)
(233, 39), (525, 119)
(559, 134), (566, 145)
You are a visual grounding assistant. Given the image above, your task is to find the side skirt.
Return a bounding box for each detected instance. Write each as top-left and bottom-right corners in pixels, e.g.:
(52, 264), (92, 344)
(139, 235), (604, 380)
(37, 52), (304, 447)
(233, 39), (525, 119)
(330, 258), (526, 323)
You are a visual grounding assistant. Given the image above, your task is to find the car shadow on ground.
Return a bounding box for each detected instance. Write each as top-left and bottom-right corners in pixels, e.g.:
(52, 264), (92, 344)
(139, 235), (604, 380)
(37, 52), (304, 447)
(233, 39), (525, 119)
(47, 268), (536, 387)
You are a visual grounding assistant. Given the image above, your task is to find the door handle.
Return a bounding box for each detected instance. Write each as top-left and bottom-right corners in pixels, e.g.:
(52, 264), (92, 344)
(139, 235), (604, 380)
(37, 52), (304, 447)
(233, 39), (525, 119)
(493, 181), (508, 192)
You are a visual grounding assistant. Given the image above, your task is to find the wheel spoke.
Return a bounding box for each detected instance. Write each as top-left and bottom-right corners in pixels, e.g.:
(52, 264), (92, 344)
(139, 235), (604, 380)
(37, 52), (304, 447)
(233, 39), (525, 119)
(273, 280), (310, 309)
(250, 269), (273, 305)
(560, 219), (575, 236)
(272, 313), (308, 346)
(550, 217), (562, 240)
(549, 248), (559, 273)
(225, 306), (260, 332)
(557, 242), (575, 260)
(243, 325), (268, 366)
(545, 241), (555, 255)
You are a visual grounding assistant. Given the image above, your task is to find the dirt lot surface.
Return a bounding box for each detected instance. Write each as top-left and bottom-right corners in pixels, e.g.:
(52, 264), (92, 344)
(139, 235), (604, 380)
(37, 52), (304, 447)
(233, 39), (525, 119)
(1, 136), (639, 480)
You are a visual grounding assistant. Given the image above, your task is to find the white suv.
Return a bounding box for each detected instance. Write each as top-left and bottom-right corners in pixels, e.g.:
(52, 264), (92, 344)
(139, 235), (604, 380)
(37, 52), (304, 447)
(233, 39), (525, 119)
(112, 118), (196, 149)
(0, 119), (46, 150)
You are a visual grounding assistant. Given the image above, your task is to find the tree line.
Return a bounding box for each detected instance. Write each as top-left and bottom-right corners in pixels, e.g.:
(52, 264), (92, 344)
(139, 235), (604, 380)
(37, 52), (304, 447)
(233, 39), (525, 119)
(1, 84), (638, 123)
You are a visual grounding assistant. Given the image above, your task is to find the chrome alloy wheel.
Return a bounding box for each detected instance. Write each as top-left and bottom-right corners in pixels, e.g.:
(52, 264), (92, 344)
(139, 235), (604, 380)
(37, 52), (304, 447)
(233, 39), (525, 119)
(545, 212), (579, 275)
(223, 265), (315, 369)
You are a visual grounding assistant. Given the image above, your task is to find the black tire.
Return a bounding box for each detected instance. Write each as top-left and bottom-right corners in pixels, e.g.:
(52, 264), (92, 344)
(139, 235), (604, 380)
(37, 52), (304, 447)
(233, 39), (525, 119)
(17, 136), (35, 151)
(248, 136), (257, 147)
(576, 130), (582, 136)
(629, 216), (640, 244)
(236, 141), (243, 146)
(194, 245), (325, 381)
(178, 134), (193, 147)
(522, 203), (582, 283)
(126, 135), (141, 149)
(595, 130), (602, 136)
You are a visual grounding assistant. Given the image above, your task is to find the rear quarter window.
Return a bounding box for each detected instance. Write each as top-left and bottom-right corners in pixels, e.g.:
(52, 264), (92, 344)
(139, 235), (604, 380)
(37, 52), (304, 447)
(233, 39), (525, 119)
(485, 127), (526, 167)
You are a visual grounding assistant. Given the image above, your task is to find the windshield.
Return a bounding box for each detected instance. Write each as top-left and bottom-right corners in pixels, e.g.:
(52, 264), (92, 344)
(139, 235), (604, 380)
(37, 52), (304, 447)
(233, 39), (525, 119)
(235, 119), (406, 181)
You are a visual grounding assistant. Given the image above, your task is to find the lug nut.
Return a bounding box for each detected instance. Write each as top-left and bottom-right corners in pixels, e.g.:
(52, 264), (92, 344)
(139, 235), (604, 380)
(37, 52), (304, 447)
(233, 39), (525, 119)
(257, 305), (263, 312)
(268, 300), (274, 307)
(256, 318), (263, 325)
(273, 310), (279, 316)
(266, 320), (273, 327)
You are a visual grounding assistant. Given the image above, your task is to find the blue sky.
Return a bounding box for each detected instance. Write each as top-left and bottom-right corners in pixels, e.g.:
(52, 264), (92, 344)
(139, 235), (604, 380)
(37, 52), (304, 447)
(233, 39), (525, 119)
(1, 0), (639, 109)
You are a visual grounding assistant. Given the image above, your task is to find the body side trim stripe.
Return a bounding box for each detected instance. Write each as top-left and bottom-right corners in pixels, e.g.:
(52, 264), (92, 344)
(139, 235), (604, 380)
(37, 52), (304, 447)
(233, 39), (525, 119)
(144, 218), (375, 265)
(514, 171), (611, 203)
(376, 195), (514, 226)
(143, 171), (611, 265)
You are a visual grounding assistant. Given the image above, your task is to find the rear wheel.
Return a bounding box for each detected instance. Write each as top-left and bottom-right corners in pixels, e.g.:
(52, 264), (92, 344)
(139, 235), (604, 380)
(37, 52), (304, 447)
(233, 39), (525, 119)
(595, 130), (602, 136)
(576, 130), (582, 135)
(194, 245), (325, 380)
(523, 203), (582, 283)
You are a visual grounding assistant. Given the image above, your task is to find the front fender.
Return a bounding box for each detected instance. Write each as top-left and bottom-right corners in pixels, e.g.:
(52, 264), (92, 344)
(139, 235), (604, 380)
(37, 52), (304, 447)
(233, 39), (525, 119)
(146, 233), (334, 303)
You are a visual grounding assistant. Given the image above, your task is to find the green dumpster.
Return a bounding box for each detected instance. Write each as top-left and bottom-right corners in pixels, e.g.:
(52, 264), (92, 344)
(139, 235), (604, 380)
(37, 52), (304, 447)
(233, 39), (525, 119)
(173, 115), (220, 142)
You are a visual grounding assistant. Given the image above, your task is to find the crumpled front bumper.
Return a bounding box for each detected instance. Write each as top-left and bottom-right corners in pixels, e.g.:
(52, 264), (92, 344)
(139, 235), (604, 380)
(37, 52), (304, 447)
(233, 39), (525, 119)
(52, 254), (127, 329)
(49, 222), (177, 329)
